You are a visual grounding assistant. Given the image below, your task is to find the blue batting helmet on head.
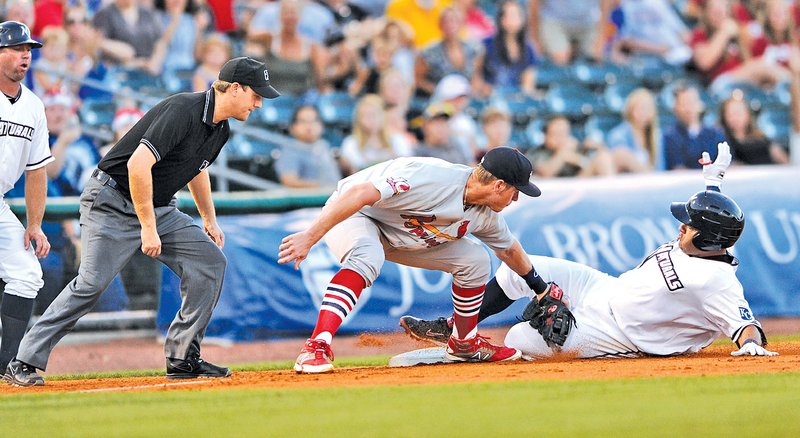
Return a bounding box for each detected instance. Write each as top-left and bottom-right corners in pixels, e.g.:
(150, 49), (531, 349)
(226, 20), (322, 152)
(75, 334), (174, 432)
(0, 21), (42, 49)
(670, 190), (745, 251)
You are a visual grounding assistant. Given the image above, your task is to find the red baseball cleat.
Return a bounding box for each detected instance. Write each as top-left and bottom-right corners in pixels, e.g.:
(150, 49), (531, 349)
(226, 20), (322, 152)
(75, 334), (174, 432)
(294, 338), (335, 374)
(445, 334), (522, 362)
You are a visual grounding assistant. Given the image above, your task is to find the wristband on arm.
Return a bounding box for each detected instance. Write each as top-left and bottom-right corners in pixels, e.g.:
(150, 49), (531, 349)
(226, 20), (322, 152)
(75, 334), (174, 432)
(522, 267), (548, 295)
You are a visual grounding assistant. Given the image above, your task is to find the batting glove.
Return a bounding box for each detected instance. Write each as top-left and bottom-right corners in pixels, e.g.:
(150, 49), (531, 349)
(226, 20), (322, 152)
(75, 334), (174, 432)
(731, 341), (779, 357)
(699, 141), (732, 189)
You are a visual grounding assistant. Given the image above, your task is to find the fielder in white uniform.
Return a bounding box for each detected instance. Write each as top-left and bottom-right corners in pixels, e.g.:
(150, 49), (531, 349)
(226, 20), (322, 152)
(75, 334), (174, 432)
(400, 142), (778, 359)
(280, 147), (557, 373)
(0, 21), (53, 371)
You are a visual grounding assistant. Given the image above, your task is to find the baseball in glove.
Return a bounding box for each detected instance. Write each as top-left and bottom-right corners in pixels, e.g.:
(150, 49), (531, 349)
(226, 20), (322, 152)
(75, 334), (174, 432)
(520, 282), (576, 348)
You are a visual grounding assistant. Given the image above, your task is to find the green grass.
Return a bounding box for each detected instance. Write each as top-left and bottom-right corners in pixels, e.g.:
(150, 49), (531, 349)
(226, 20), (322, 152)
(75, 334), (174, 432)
(1, 372), (798, 436)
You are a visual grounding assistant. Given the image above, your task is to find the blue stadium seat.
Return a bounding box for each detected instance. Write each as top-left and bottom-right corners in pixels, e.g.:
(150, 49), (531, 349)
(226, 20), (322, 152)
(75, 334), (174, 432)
(757, 109), (791, 146)
(584, 114), (623, 144)
(629, 55), (687, 88)
(536, 59), (573, 89)
(317, 91), (357, 127)
(545, 84), (605, 118)
(710, 81), (768, 112)
(78, 100), (116, 129)
(112, 68), (166, 96)
(603, 81), (641, 113)
(163, 68), (195, 94)
(493, 90), (546, 125)
(571, 60), (627, 89)
(261, 94), (298, 128)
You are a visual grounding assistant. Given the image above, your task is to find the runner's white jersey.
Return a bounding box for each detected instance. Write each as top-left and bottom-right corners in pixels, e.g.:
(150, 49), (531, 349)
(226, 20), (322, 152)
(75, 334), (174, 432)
(0, 84), (53, 197)
(610, 241), (759, 356)
(334, 157), (515, 251)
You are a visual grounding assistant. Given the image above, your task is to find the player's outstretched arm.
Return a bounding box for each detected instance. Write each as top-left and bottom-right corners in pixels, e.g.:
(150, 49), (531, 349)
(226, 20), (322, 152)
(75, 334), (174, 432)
(699, 141), (731, 191)
(278, 182), (380, 269)
(731, 324), (778, 357)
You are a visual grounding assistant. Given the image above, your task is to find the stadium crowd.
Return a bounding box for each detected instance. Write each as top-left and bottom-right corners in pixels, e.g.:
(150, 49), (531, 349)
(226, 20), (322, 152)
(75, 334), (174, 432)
(2, 0), (799, 311)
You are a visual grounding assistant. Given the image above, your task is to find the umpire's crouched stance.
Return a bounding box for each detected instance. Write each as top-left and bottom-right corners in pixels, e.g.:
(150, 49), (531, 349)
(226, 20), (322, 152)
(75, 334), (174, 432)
(4, 57), (280, 386)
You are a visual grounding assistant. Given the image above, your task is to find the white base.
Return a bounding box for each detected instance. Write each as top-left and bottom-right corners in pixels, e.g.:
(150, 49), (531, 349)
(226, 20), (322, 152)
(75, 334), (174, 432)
(388, 347), (456, 367)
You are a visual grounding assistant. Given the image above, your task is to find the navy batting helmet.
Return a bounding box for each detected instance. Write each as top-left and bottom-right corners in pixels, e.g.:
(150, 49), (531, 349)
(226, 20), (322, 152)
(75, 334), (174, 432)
(0, 21), (42, 49)
(670, 190), (745, 251)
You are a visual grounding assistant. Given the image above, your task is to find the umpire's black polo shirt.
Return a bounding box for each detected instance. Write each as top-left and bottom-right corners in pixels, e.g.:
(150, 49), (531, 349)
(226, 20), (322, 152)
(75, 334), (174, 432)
(98, 89), (230, 207)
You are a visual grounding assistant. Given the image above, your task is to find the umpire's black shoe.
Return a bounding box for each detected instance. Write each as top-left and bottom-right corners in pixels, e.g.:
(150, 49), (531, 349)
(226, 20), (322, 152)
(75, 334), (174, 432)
(3, 359), (45, 387)
(166, 355), (231, 380)
(400, 315), (453, 346)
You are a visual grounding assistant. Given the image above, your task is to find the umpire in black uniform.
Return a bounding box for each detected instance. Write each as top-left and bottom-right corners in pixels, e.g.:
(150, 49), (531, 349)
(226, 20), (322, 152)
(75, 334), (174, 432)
(4, 57), (280, 386)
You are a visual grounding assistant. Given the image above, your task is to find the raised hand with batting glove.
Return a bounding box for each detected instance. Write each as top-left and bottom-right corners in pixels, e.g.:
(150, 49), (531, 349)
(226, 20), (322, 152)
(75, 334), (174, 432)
(520, 283), (576, 348)
(698, 141), (731, 190)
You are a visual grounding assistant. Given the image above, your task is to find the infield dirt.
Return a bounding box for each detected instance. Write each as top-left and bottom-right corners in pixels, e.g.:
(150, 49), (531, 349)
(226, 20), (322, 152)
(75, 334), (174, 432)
(1, 319), (798, 395)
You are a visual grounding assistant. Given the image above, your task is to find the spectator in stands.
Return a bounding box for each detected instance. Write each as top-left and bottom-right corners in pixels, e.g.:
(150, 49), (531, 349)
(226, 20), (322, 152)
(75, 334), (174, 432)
(378, 67), (414, 123)
(320, 25), (364, 94)
(92, 0), (169, 74)
(527, 0), (614, 65)
(690, 0), (787, 93)
(718, 91), (789, 164)
(455, 0), (494, 43)
(154, 0), (211, 75)
(63, 5), (119, 101)
(609, 0), (692, 66)
(32, 0), (64, 36)
(275, 105), (343, 187)
(662, 82), (726, 170)
(247, 0), (335, 46)
(385, 0), (451, 50)
(473, 0), (538, 98)
(745, 0), (795, 71)
(385, 103), (418, 151)
(413, 102), (473, 165)
(414, 6), (482, 99)
(789, 40), (800, 164)
(340, 94), (413, 172)
(317, 0), (370, 27)
(527, 116), (615, 178)
(431, 74), (480, 161)
(32, 26), (70, 97)
(4, 1), (36, 35)
(349, 34), (398, 96)
(248, 0), (326, 97)
(477, 105), (513, 161)
(377, 18), (416, 80)
(192, 33), (232, 92)
(606, 88), (665, 172)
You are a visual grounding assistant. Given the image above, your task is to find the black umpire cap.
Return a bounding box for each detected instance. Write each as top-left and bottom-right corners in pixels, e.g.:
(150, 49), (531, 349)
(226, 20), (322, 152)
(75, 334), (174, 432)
(218, 57), (280, 99)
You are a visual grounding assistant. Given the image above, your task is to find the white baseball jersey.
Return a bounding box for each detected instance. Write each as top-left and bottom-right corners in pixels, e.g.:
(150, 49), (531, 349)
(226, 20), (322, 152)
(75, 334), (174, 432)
(501, 244), (760, 358)
(0, 84), (50, 299)
(0, 84), (53, 198)
(334, 157), (515, 251)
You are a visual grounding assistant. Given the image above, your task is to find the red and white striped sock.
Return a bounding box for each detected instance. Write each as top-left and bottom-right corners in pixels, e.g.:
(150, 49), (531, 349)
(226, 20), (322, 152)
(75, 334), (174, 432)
(451, 284), (485, 340)
(311, 269), (366, 344)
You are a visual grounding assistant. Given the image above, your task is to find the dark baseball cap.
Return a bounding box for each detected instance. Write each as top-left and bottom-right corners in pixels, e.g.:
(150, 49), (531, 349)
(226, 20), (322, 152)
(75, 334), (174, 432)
(480, 147), (541, 197)
(218, 57), (280, 99)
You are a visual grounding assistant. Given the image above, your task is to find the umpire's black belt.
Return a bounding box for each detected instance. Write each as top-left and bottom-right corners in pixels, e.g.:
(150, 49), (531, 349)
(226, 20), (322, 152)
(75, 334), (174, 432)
(92, 168), (119, 190)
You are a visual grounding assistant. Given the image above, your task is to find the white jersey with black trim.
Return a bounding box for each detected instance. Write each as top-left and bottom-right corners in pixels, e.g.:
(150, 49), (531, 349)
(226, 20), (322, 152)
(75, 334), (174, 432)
(334, 157), (515, 251)
(0, 84), (53, 198)
(609, 241), (760, 356)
